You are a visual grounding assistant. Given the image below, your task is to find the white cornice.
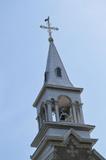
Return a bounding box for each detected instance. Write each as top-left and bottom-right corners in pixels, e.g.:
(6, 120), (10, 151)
(33, 84), (83, 107)
(31, 122), (95, 148)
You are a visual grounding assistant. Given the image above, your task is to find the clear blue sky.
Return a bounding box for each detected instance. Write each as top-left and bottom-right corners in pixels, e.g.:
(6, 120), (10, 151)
(0, 0), (106, 159)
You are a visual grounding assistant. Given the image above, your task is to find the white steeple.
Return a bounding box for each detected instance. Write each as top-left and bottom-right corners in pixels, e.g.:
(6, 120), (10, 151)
(31, 18), (105, 160)
(44, 40), (73, 87)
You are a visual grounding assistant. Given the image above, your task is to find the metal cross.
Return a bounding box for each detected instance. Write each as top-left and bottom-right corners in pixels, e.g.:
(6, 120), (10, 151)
(40, 16), (59, 41)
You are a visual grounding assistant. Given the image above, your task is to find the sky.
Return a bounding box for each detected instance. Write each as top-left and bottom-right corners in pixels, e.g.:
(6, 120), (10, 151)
(0, 0), (106, 159)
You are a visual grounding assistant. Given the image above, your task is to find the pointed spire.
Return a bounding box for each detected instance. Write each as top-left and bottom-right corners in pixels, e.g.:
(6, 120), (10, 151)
(44, 40), (73, 87)
(40, 17), (73, 87)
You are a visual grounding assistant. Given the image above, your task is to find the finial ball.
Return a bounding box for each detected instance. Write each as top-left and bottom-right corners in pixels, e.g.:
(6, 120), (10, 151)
(48, 37), (53, 42)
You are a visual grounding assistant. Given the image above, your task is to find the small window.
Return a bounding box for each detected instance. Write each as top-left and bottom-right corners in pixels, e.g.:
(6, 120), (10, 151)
(55, 67), (62, 77)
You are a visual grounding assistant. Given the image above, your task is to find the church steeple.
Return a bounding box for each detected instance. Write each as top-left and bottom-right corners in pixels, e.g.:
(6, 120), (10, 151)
(31, 18), (105, 160)
(33, 17), (84, 124)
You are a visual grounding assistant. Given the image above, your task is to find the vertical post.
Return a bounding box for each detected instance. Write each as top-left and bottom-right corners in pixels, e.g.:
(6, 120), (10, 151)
(43, 103), (48, 121)
(80, 103), (84, 123)
(37, 114), (42, 129)
(70, 105), (74, 123)
(55, 101), (60, 121)
(77, 106), (81, 123)
(72, 103), (77, 123)
(46, 100), (52, 121)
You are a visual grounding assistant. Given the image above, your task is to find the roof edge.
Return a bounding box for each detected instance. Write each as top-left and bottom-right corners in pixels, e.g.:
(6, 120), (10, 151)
(92, 149), (106, 160)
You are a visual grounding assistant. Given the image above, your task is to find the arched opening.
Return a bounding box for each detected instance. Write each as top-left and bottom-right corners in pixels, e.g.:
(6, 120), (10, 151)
(40, 106), (46, 125)
(58, 96), (72, 122)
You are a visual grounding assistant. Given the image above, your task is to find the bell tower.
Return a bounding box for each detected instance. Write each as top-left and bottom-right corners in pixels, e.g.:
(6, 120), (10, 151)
(30, 18), (105, 160)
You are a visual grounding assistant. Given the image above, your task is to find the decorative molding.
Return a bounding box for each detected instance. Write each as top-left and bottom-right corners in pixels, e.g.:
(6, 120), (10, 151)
(33, 84), (83, 107)
(31, 122), (95, 147)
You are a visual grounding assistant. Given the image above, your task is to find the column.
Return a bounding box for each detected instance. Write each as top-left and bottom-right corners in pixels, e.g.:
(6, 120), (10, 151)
(70, 106), (73, 122)
(55, 102), (60, 122)
(77, 106), (81, 123)
(37, 114), (42, 129)
(46, 100), (52, 121)
(72, 103), (77, 123)
(79, 103), (84, 123)
(43, 103), (48, 121)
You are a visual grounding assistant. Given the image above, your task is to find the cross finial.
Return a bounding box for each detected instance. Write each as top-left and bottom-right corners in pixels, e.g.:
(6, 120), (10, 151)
(40, 17), (59, 42)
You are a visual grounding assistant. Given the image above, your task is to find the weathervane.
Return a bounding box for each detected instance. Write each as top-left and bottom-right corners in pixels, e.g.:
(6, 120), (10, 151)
(40, 17), (59, 42)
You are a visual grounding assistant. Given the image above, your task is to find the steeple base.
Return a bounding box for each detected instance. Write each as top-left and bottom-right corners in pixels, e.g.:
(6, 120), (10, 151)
(30, 122), (105, 160)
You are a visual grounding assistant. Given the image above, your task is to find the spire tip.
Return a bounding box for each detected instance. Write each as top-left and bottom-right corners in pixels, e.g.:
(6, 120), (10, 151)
(40, 17), (59, 42)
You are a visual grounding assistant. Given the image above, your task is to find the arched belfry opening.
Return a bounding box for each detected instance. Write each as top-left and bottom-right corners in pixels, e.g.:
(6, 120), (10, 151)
(37, 103), (47, 129)
(58, 96), (73, 122)
(40, 107), (46, 122)
(38, 96), (74, 124)
(37, 97), (84, 129)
